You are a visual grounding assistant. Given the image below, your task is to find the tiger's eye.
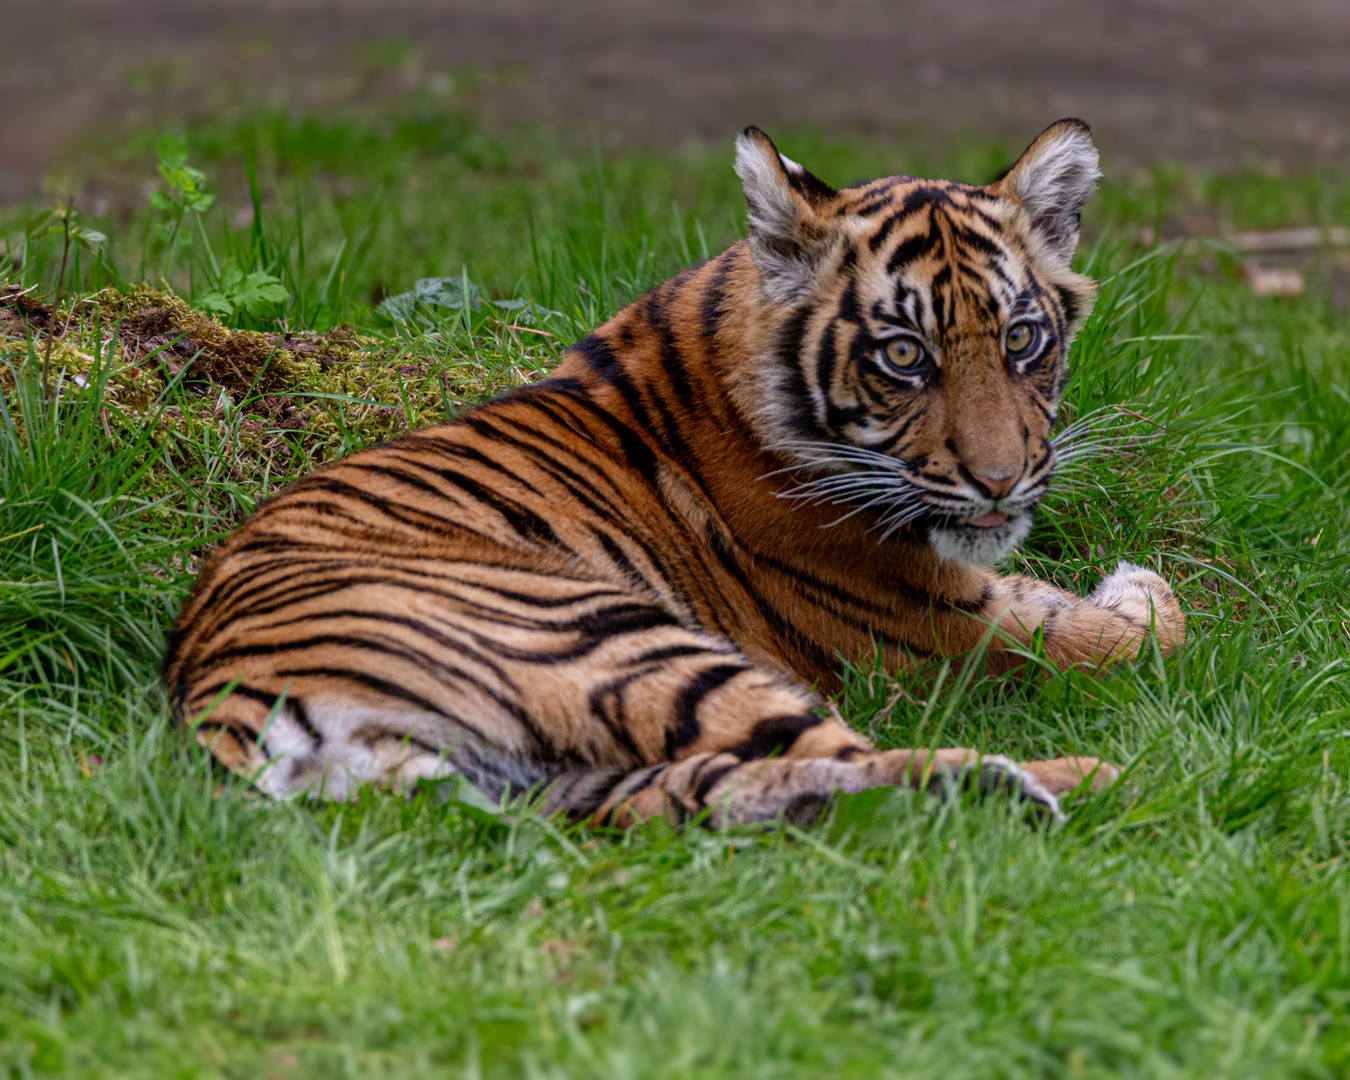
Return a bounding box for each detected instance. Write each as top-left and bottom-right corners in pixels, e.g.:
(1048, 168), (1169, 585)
(1006, 322), (1036, 354)
(885, 337), (922, 369)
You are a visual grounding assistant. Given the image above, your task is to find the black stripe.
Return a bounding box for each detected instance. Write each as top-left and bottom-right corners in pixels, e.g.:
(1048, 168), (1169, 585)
(952, 223), (1002, 258)
(203, 630), (543, 740)
(207, 610), (512, 687)
(886, 222), (941, 274)
(193, 720), (271, 759)
(554, 386), (661, 485)
(699, 254), (733, 345)
(693, 757), (742, 802)
(572, 332), (659, 438)
(270, 666), (492, 739)
(729, 713), (826, 760)
(776, 302), (826, 441)
(869, 409), (922, 454)
(851, 195), (899, 218)
(1056, 285), (1081, 328)
(700, 532), (842, 676)
(585, 671), (655, 766)
(376, 463), (564, 550)
(287, 475), (481, 537)
(648, 280), (696, 410)
(665, 663), (750, 757)
(457, 415), (635, 521)
(867, 212), (905, 252)
(400, 441), (548, 498)
(591, 526), (645, 586)
(625, 642), (733, 666)
(930, 264), (952, 331)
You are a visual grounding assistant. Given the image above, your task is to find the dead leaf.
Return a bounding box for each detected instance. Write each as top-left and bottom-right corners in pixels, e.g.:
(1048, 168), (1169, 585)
(1246, 265), (1304, 297)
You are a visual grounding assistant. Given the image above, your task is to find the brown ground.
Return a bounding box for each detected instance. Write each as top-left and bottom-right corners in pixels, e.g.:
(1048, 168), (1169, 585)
(4, 0), (1349, 202)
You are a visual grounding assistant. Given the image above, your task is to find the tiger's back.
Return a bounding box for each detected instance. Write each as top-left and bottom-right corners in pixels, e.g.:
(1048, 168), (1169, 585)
(165, 121), (1183, 824)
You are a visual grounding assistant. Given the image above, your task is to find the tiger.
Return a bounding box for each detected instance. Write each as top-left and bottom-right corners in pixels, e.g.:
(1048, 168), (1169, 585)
(164, 119), (1184, 828)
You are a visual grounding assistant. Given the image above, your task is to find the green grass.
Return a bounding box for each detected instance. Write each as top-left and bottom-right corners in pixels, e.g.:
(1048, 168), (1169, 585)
(1, 98), (1349, 1078)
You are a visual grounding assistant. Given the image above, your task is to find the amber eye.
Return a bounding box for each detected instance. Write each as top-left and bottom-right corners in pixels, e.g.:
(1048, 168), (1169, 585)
(1006, 322), (1039, 355)
(883, 337), (923, 370)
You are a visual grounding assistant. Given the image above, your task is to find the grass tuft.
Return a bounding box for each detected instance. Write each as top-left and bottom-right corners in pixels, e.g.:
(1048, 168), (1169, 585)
(0, 106), (1347, 1076)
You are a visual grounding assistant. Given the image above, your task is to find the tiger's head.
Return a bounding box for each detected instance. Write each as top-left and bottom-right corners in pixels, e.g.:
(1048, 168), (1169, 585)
(736, 120), (1100, 565)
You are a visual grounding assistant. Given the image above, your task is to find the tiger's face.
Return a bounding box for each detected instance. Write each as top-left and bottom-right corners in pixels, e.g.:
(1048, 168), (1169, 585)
(736, 121), (1100, 565)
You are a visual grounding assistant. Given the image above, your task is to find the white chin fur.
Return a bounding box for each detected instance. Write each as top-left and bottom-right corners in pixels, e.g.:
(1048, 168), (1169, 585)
(928, 513), (1032, 565)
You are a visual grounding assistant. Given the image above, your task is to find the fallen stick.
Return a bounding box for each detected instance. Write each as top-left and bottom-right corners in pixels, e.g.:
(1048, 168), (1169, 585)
(1227, 226), (1350, 252)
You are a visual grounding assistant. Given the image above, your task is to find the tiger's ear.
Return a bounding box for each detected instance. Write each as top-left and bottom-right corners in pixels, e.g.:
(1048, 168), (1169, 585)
(735, 127), (838, 303)
(992, 119), (1100, 262)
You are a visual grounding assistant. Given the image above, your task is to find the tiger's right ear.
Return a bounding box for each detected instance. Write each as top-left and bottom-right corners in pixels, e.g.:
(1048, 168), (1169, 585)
(991, 119), (1101, 264)
(735, 127), (838, 304)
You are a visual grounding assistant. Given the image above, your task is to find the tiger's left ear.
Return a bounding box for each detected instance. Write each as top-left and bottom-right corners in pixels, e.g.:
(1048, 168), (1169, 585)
(992, 119), (1101, 263)
(735, 127), (839, 303)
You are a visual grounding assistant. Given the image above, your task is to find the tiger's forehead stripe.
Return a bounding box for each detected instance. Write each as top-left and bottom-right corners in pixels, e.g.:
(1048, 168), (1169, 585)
(857, 188), (1035, 339)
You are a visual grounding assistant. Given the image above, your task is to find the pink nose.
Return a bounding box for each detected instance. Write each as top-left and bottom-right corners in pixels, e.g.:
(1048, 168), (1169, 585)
(974, 472), (1020, 498)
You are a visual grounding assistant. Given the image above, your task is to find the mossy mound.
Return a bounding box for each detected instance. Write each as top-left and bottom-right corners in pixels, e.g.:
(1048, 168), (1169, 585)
(89, 287), (377, 397)
(1, 284), (550, 511)
(3, 285), (386, 411)
(3, 287), (357, 397)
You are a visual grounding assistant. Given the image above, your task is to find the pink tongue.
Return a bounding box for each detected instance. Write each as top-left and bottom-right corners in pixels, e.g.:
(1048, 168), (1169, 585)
(971, 511), (1008, 528)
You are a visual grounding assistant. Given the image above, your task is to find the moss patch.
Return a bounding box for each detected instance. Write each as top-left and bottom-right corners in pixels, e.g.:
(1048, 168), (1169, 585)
(1, 285), (551, 524)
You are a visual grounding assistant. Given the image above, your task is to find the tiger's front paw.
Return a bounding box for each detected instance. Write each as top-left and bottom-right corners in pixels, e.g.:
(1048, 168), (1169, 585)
(1088, 560), (1184, 654)
(1019, 755), (1120, 795)
(969, 754), (1120, 824)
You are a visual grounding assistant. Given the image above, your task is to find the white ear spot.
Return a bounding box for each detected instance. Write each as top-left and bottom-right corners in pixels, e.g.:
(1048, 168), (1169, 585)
(734, 130), (800, 258)
(1001, 119), (1101, 262)
(734, 128), (835, 304)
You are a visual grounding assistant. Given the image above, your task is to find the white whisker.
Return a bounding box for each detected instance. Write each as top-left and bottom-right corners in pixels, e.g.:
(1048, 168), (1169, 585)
(876, 503), (931, 539)
(763, 438), (932, 539)
(1051, 406), (1164, 469)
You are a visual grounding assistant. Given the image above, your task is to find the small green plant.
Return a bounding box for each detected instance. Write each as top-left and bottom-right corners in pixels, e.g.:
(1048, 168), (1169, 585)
(148, 133), (293, 323)
(149, 133), (217, 284)
(24, 205), (107, 270)
(194, 258), (289, 319)
(374, 273), (554, 329)
(24, 202), (106, 384)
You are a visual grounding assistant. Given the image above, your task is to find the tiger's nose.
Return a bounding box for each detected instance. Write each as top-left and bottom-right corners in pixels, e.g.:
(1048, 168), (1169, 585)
(974, 471), (1021, 498)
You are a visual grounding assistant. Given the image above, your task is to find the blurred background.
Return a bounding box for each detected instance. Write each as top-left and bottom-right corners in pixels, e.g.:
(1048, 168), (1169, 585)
(5, 0), (1350, 203)
(5, 0), (1350, 329)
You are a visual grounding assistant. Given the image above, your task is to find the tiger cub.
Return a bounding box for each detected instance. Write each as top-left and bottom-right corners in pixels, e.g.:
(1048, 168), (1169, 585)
(165, 119), (1183, 825)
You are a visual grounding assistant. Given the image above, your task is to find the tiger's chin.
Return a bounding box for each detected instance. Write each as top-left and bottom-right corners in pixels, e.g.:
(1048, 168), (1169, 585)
(927, 512), (1033, 566)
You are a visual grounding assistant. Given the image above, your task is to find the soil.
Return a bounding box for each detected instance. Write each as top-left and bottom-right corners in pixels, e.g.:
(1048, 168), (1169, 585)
(3, 0), (1349, 203)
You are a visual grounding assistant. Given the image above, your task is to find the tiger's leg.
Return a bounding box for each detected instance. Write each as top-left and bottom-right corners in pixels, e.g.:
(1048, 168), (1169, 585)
(980, 559), (1185, 674)
(517, 625), (1117, 827)
(543, 743), (1117, 828)
(191, 655), (1112, 823)
(179, 563), (1116, 816)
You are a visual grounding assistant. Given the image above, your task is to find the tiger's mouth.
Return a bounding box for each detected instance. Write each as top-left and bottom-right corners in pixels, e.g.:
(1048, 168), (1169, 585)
(770, 440), (1049, 561)
(921, 503), (1038, 565)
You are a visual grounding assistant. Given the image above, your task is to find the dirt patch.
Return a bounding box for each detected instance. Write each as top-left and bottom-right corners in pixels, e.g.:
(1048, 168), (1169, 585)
(3, 0), (1350, 204)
